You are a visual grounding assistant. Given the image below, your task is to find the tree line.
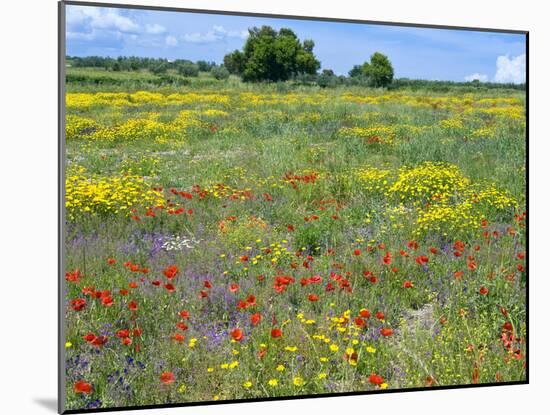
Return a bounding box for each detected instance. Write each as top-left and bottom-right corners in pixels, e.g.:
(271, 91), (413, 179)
(67, 25), (525, 90)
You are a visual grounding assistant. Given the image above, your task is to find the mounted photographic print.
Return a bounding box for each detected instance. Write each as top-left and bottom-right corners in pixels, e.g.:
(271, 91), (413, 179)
(59, 1), (528, 413)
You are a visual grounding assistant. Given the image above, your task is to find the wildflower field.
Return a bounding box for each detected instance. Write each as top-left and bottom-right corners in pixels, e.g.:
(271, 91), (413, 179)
(63, 73), (526, 410)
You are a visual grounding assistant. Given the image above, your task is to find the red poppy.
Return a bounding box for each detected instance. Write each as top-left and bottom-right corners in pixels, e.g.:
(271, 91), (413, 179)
(160, 371), (175, 385)
(382, 252), (392, 265)
(517, 251), (525, 260)
(119, 288), (129, 296)
(354, 317), (366, 327)
(122, 337), (132, 346)
(425, 376), (434, 387)
(204, 280), (213, 289)
(353, 249), (361, 256)
(380, 327), (393, 337)
(107, 258), (116, 265)
(402, 280), (414, 289)
(429, 247), (439, 255)
(250, 313), (262, 326)
(479, 286), (489, 295)
(70, 298), (86, 311)
(179, 310), (190, 319)
(101, 296), (113, 307)
(152, 280), (161, 286)
(176, 321), (188, 331)
(415, 255), (429, 266)
(239, 255), (249, 263)
(128, 300), (138, 311)
(74, 380), (92, 394)
(407, 240), (419, 250)
(287, 224), (295, 232)
(359, 309), (371, 318)
(172, 333), (185, 343)
(133, 328), (143, 337)
(229, 283), (239, 293)
(308, 294), (319, 302)
(376, 311), (385, 320)
(128, 282), (138, 289)
(454, 240), (465, 252)
(163, 265), (179, 279)
(199, 290), (208, 298)
(231, 328), (244, 342)
(246, 294), (256, 306)
(164, 283), (175, 293)
(368, 373), (384, 386)
(454, 271), (464, 279)
(116, 329), (130, 338)
(502, 321), (513, 332)
(91, 335), (108, 347)
(271, 328), (283, 338)
(65, 269), (81, 283)
(82, 286), (95, 296)
(83, 332), (96, 343)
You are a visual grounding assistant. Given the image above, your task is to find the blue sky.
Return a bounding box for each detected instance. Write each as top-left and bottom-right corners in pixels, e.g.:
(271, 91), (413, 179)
(66, 4), (526, 83)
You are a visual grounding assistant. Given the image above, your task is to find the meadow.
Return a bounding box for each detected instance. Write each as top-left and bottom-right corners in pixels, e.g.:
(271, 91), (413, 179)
(64, 69), (526, 410)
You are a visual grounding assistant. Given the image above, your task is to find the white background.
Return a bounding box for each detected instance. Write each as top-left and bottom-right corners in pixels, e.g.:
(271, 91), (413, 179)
(0, 0), (546, 413)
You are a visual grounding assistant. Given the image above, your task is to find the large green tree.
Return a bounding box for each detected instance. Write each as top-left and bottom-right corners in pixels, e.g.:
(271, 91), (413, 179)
(365, 52), (394, 87)
(224, 26), (320, 82)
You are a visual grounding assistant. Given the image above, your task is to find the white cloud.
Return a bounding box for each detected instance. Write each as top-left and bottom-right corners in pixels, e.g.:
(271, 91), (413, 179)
(183, 25), (248, 43)
(494, 54), (526, 84)
(66, 6), (139, 34)
(464, 73), (489, 82)
(165, 35), (178, 47)
(145, 23), (166, 35)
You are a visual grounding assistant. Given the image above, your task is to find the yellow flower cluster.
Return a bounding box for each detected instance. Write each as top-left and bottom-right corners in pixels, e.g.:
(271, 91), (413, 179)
(68, 110), (204, 143)
(66, 115), (97, 140)
(388, 162), (470, 203)
(338, 125), (396, 144)
(65, 166), (163, 219)
(355, 166), (392, 195)
(415, 201), (477, 237)
(66, 91), (230, 110)
(467, 183), (518, 212)
(439, 115), (465, 131)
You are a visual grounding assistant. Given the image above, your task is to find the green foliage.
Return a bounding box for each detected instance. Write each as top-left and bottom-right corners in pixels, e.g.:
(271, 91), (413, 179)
(177, 62), (199, 77)
(151, 62), (168, 75)
(225, 26), (320, 82)
(223, 50), (246, 75)
(210, 65), (230, 80)
(365, 52), (394, 88)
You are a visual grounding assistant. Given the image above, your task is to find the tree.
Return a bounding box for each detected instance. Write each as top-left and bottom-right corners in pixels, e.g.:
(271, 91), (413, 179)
(223, 50), (245, 75)
(177, 62), (199, 77)
(348, 65), (364, 78)
(350, 52), (394, 87)
(197, 60), (215, 72)
(317, 69), (338, 88)
(365, 52), (394, 87)
(210, 65), (230, 80)
(224, 26), (320, 82)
